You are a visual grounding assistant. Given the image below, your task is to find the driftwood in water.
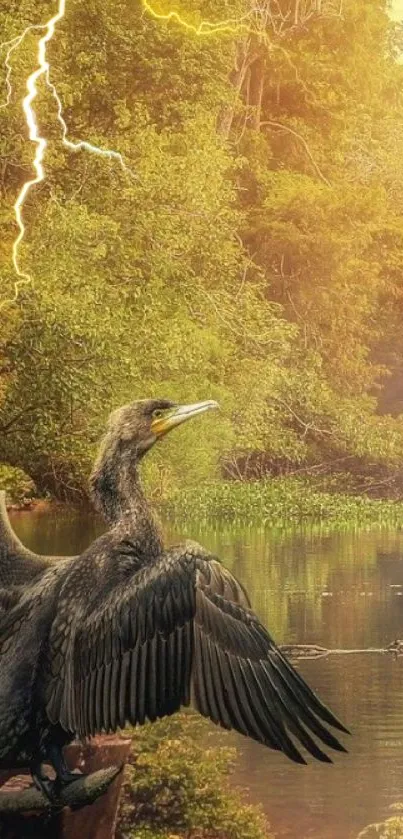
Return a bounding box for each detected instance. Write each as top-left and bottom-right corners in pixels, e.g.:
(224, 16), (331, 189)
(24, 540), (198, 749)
(280, 641), (403, 659)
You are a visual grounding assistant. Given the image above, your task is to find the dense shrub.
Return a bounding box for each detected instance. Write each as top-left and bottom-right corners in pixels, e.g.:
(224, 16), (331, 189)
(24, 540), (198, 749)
(0, 465), (36, 504)
(117, 713), (272, 839)
(357, 805), (403, 838)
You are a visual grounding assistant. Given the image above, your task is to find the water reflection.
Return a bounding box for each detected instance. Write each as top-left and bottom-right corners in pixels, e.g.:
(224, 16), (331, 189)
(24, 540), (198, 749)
(9, 509), (403, 838)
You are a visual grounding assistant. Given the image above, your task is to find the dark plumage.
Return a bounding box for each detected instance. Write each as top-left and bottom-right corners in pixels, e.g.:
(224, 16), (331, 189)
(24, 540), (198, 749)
(0, 398), (348, 800)
(0, 492), (52, 587)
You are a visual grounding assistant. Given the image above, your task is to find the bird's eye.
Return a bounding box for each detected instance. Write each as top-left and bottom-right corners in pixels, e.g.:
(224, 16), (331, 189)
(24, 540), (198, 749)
(152, 409), (164, 419)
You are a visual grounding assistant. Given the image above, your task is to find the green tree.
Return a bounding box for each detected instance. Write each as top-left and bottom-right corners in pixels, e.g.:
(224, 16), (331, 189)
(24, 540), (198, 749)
(2, 0), (403, 498)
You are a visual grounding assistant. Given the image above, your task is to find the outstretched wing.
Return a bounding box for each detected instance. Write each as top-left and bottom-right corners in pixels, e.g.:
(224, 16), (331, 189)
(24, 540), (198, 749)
(0, 491), (51, 586)
(48, 542), (348, 764)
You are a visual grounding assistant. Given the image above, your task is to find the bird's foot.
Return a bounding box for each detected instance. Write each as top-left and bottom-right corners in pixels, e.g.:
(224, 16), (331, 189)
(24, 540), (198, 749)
(31, 763), (58, 805)
(48, 743), (88, 790)
(54, 769), (87, 792)
(0, 765), (122, 814)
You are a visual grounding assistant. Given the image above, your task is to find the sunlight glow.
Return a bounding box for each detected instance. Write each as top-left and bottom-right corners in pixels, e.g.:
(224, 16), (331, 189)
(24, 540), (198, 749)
(390, 0), (403, 21)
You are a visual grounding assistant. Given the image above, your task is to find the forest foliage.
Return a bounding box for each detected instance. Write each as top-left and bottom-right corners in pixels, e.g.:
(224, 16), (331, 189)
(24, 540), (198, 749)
(2, 0), (403, 500)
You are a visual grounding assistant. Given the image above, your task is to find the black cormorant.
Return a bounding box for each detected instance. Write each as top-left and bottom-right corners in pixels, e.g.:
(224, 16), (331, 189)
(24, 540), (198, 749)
(0, 398), (348, 802)
(0, 492), (56, 587)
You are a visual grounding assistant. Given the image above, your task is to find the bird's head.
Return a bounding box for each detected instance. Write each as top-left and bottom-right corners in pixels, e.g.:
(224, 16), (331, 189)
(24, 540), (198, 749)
(90, 398), (219, 520)
(106, 398), (219, 459)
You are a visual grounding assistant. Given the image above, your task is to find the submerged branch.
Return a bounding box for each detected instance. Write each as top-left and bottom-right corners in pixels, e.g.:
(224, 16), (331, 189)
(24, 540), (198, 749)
(280, 641), (403, 660)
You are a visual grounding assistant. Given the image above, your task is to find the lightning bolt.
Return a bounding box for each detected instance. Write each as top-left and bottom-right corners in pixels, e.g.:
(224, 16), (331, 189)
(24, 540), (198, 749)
(0, 27), (46, 111)
(0, 1), (136, 310)
(1, 0), (290, 310)
(142, 0), (251, 35)
(5, 4), (67, 308)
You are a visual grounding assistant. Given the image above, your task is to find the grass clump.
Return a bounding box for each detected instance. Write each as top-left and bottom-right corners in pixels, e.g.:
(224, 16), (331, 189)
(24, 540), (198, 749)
(357, 804), (403, 838)
(160, 477), (403, 526)
(117, 713), (272, 839)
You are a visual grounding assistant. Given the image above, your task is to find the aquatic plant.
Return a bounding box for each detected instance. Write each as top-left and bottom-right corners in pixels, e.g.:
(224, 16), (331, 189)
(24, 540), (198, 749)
(160, 478), (403, 526)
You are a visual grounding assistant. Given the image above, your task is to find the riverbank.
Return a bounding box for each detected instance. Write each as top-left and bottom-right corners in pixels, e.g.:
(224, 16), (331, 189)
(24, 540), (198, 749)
(5, 471), (403, 527)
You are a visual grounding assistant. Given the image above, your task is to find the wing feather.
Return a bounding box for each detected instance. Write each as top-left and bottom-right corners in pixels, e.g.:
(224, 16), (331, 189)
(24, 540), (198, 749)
(119, 651), (131, 728)
(137, 644), (147, 725)
(147, 635), (158, 722)
(205, 642), (232, 731)
(129, 643), (140, 723)
(110, 656), (120, 731)
(48, 544), (347, 764)
(268, 654), (346, 751)
(259, 660), (330, 762)
(193, 624), (211, 719)
(102, 661), (112, 733)
(95, 666), (104, 731)
(225, 653), (263, 739)
(277, 650), (348, 733)
(200, 634), (221, 725)
(238, 659), (282, 751)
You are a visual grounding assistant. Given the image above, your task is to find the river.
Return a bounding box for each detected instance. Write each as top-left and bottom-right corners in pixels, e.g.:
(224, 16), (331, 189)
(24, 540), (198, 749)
(9, 507), (403, 839)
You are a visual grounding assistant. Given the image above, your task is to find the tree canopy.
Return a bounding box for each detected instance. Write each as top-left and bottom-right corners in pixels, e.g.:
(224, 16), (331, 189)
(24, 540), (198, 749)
(1, 0), (403, 499)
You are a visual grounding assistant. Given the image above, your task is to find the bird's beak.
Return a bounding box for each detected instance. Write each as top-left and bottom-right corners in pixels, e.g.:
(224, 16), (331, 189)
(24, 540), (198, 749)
(151, 400), (219, 438)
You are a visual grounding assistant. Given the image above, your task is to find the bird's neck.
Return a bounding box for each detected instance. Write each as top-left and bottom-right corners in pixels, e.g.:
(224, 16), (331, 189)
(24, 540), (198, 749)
(90, 444), (162, 553)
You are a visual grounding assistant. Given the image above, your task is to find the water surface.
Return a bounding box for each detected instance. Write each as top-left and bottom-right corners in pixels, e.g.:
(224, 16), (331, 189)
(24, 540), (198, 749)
(10, 509), (403, 839)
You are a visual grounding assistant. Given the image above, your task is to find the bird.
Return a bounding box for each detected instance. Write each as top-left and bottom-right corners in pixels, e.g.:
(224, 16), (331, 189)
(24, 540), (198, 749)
(0, 398), (348, 803)
(0, 491), (57, 588)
